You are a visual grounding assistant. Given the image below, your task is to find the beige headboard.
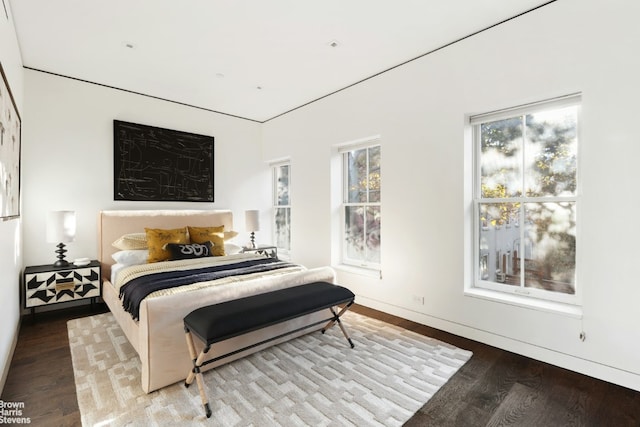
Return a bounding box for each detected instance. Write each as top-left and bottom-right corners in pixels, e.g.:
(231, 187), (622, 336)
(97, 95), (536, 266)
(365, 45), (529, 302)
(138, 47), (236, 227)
(98, 210), (234, 281)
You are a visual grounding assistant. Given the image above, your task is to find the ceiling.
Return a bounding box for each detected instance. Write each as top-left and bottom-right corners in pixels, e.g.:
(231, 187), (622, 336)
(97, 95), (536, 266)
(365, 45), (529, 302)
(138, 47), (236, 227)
(8, 0), (553, 122)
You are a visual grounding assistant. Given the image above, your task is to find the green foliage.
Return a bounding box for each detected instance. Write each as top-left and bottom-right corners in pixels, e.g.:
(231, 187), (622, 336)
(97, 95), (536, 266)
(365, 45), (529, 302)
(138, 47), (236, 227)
(480, 109), (577, 198)
(525, 112), (577, 196)
(481, 117), (522, 157)
(479, 106), (578, 291)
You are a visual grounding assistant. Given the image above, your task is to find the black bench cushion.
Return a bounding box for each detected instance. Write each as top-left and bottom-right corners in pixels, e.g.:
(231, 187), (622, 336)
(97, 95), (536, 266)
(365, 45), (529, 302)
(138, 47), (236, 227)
(184, 282), (355, 345)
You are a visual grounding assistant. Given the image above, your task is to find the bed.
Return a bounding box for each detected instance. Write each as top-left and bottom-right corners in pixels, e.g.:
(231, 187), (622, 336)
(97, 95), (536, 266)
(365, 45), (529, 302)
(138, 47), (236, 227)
(98, 209), (336, 393)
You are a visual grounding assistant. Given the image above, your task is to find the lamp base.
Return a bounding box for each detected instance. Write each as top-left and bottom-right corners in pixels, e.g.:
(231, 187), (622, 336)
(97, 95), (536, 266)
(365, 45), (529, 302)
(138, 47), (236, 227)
(54, 242), (69, 267)
(53, 259), (70, 268)
(249, 232), (256, 249)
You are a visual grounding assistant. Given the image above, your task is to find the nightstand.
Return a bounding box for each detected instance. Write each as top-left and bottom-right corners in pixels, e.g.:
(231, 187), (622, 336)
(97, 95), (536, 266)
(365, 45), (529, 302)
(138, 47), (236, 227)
(241, 245), (278, 259)
(24, 260), (101, 316)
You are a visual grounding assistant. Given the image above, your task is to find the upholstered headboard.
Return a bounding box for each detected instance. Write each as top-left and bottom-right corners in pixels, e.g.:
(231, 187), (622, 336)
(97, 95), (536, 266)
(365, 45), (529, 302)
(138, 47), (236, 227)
(98, 210), (234, 281)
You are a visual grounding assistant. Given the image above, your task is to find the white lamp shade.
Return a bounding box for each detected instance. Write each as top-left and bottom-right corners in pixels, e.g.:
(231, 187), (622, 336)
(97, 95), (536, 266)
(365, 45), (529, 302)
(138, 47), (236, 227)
(46, 211), (76, 243)
(245, 210), (260, 232)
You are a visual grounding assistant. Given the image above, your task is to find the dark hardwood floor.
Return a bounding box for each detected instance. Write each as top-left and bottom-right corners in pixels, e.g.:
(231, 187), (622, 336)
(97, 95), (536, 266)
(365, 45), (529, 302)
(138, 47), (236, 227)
(2, 304), (639, 426)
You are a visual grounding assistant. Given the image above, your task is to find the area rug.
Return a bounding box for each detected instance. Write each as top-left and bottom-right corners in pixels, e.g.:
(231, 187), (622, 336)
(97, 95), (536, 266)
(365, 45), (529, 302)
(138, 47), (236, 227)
(68, 311), (472, 426)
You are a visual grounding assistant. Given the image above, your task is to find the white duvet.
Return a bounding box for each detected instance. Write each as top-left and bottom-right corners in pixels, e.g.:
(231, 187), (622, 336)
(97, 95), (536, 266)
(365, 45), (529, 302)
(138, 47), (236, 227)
(112, 253), (305, 300)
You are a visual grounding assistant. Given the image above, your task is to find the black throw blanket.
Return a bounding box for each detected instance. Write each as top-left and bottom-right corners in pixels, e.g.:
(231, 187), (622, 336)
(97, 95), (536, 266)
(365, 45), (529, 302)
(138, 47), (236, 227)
(119, 258), (296, 320)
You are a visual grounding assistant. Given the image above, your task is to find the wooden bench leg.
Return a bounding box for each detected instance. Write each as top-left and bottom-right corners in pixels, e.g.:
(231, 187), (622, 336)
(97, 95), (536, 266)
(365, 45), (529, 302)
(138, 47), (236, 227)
(184, 327), (212, 418)
(322, 301), (355, 348)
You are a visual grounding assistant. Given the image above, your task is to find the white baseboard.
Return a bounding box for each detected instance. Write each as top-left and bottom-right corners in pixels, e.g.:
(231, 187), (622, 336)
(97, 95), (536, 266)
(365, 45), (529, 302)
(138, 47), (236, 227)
(356, 295), (640, 392)
(0, 316), (21, 395)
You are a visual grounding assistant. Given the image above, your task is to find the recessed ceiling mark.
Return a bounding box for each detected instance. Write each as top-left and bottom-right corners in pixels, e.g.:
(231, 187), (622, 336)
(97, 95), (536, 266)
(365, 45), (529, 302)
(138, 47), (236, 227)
(328, 40), (339, 48)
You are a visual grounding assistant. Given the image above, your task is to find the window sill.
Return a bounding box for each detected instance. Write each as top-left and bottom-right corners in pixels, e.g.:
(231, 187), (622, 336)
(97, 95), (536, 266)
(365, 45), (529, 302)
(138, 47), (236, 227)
(333, 264), (381, 279)
(464, 287), (583, 319)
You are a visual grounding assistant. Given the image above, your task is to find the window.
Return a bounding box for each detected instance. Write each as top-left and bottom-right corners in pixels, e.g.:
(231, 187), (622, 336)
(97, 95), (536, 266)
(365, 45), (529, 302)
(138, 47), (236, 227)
(471, 94), (580, 304)
(272, 161), (291, 254)
(341, 142), (381, 268)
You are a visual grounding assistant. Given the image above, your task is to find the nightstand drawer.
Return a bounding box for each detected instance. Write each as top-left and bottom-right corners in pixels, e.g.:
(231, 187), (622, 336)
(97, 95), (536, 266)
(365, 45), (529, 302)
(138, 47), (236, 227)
(24, 261), (101, 308)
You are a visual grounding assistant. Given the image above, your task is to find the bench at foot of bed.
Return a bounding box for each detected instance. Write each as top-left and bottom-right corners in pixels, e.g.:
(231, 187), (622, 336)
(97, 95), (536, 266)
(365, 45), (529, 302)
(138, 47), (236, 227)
(183, 281), (356, 418)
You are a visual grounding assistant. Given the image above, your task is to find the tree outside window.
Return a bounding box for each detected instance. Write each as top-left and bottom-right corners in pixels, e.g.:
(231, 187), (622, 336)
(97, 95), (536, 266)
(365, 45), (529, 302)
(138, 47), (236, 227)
(343, 145), (381, 267)
(474, 96), (579, 301)
(273, 163), (291, 252)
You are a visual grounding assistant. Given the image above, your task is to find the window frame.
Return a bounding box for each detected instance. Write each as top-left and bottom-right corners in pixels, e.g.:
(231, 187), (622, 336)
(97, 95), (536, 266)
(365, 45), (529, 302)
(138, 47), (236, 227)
(271, 160), (291, 256)
(340, 139), (381, 270)
(471, 94), (581, 305)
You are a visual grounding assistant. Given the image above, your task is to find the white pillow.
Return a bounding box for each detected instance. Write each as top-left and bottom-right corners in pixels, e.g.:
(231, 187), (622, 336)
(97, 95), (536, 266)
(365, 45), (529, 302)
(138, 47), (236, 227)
(111, 249), (149, 266)
(223, 230), (239, 240)
(112, 232), (147, 250)
(224, 243), (243, 255)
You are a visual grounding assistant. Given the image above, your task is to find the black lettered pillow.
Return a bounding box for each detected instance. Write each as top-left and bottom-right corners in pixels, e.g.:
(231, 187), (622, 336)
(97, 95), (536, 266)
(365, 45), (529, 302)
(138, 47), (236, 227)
(164, 241), (214, 260)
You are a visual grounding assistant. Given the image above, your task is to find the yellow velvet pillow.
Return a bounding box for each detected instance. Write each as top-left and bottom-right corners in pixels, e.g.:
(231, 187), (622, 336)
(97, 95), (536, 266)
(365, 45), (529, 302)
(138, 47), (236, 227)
(145, 227), (189, 263)
(187, 225), (225, 256)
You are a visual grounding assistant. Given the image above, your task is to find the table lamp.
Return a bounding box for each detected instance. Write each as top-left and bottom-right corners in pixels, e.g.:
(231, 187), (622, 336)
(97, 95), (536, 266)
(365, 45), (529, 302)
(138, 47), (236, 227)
(46, 210), (76, 267)
(245, 210), (260, 249)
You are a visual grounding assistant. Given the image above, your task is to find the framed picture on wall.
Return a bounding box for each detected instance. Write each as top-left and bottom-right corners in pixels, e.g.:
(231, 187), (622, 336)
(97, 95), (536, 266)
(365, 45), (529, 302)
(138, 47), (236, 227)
(0, 61), (21, 220)
(113, 120), (214, 202)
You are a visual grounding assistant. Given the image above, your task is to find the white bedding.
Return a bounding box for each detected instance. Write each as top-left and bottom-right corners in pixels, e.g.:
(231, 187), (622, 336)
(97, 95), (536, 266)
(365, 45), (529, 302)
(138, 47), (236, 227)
(116, 253), (307, 314)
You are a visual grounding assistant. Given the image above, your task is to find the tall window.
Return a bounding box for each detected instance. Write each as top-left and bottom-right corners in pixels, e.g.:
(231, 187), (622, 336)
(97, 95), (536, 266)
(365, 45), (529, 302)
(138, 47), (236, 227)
(472, 94), (580, 303)
(272, 161), (291, 253)
(341, 142), (381, 268)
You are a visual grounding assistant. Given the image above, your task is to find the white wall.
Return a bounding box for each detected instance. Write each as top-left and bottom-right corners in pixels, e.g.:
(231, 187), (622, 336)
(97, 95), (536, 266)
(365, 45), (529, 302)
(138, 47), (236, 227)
(8, 0), (640, 395)
(21, 70), (269, 269)
(0, 2), (23, 393)
(263, 0), (640, 390)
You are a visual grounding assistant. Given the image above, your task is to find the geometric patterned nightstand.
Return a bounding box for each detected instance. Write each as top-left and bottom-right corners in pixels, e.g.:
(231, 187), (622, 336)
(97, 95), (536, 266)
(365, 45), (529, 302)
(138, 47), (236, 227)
(24, 260), (101, 315)
(241, 245), (278, 259)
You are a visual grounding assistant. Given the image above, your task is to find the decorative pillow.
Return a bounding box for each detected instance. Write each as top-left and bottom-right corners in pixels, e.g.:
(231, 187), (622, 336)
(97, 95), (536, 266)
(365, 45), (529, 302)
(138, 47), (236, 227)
(187, 225), (224, 241)
(111, 249), (149, 266)
(145, 227), (189, 263)
(224, 243), (243, 255)
(188, 225), (225, 256)
(165, 241), (214, 260)
(223, 230), (239, 240)
(112, 232), (148, 250)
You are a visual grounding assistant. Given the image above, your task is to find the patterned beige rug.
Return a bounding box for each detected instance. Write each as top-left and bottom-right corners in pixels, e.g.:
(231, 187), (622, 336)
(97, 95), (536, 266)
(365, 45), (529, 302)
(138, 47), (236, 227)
(68, 311), (471, 426)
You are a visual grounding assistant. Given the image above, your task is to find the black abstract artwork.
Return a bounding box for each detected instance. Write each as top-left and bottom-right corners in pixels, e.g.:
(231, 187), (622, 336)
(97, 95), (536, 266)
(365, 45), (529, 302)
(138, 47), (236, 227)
(0, 61), (21, 220)
(113, 120), (214, 202)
